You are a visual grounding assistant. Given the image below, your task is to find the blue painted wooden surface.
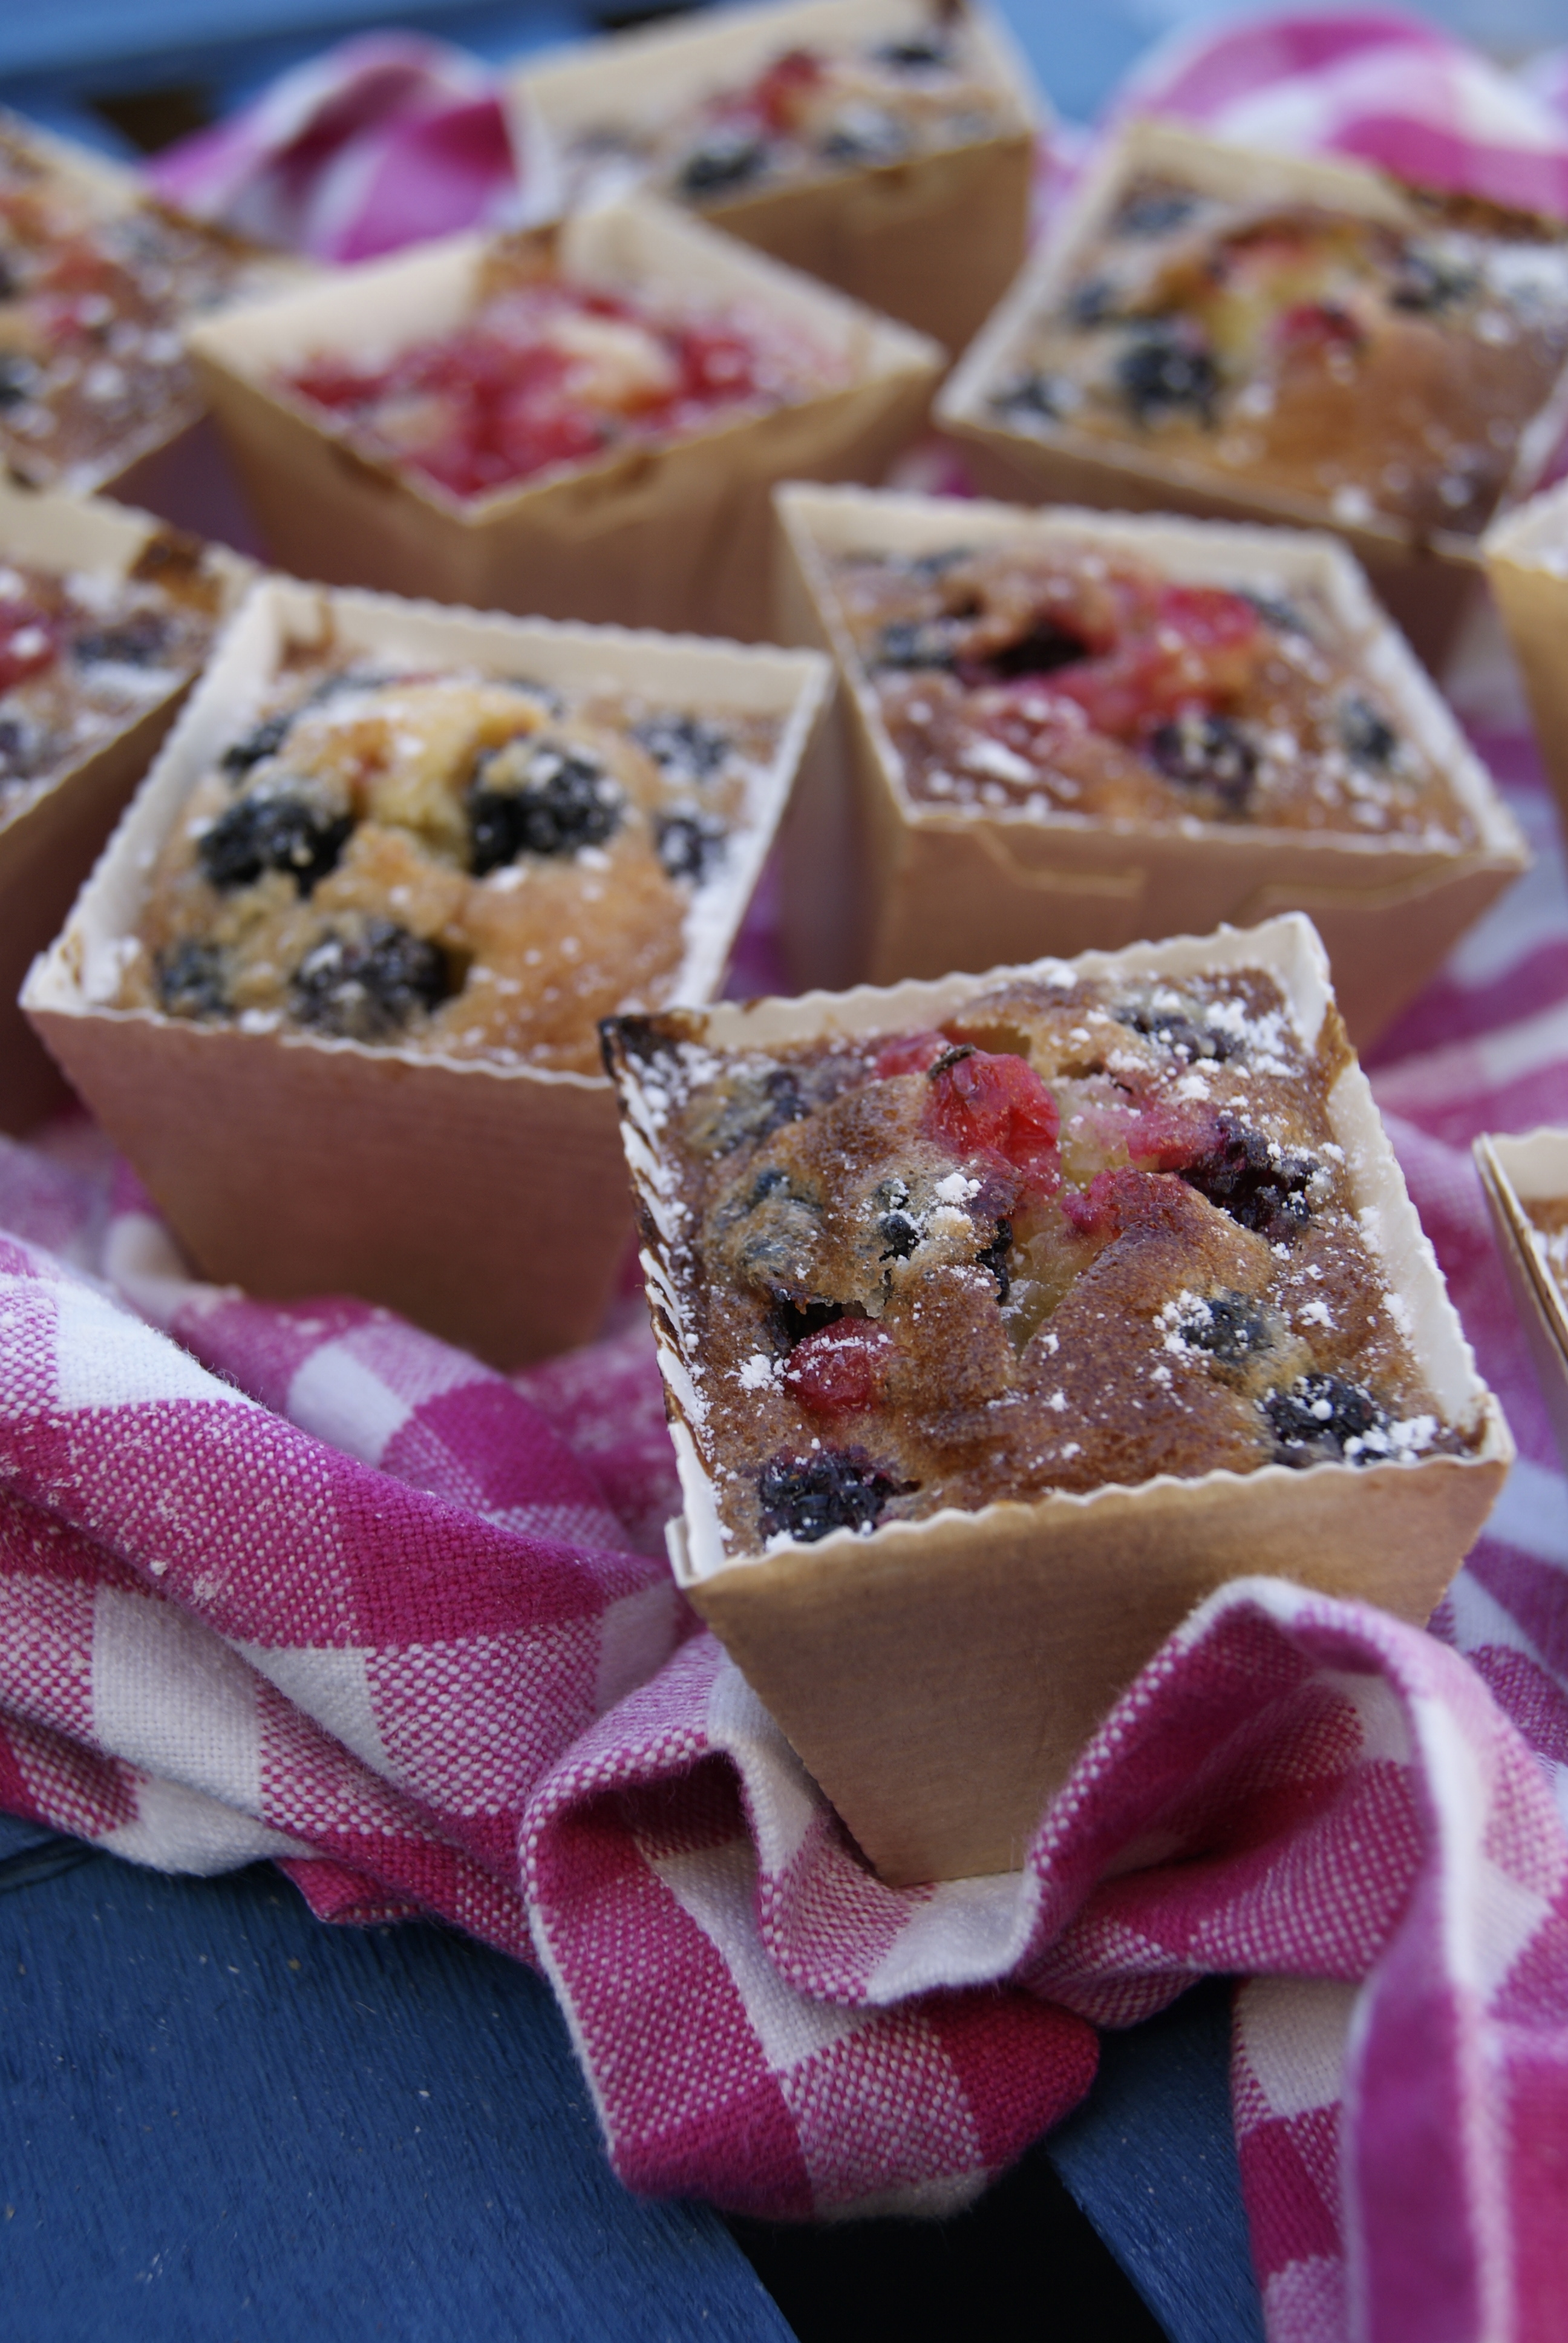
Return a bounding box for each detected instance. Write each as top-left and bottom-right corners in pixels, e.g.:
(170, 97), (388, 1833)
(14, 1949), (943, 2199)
(1, 1810), (1269, 2341)
(0, 1817), (793, 2342)
(1047, 1980), (1266, 2343)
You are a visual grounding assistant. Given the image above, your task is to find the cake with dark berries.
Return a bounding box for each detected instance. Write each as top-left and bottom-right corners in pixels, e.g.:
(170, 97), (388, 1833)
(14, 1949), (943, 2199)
(551, 6), (1011, 212)
(958, 129), (1568, 540)
(510, 0), (1038, 352)
(609, 948), (1478, 1553)
(0, 111), (287, 496)
(825, 530), (1477, 843)
(25, 576), (826, 1361)
(772, 483), (1528, 1039)
(118, 640), (789, 1074)
(605, 919), (1509, 1881)
(938, 123), (1568, 664)
(0, 533), (226, 821)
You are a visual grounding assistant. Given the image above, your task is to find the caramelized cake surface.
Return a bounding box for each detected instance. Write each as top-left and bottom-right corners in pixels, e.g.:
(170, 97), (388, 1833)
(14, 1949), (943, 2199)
(825, 535), (1476, 842)
(122, 646), (782, 1073)
(613, 965), (1479, 1553)
(989, 173), (1568, 542)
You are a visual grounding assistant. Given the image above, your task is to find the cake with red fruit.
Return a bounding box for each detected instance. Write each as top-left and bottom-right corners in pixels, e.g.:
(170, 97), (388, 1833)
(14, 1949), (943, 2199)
(557, 10), (1009, 212)
(0, 532), (226, 818)
(0, 113), (281, 495)
(826, 532), (1478, 841)
(279, 243), (848, 505)
(961, 136), (1568, 548)
(604, 949), (1480, 1558)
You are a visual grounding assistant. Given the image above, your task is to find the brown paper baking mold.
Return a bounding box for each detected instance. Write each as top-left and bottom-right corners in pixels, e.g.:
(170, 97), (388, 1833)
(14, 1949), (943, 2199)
(185, 198), (942, 643)
(610, 913), (1512, 1885)
(935, 119), (1568, 674)
(1475, 1128), (1568, 1473)
(23, 574), (831, 1366)
(0, 479), (252, 1132)
(1483, 480), (1568, 842)
(771, 482), (1528, 1044)
(505, 0), (1043, 356)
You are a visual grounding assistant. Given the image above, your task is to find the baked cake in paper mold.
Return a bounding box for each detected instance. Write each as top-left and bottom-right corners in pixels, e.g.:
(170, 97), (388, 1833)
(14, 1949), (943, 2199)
(0, 476), (252, 1132)
(506, 0), (1043, 355)
(1476, 1127), (1568, 1474)
(1483, 475), (1568, 839)
(23, 575), (829, 1366)
(936, 118), (1568, 668)
(182, 198), (942, 641)
(771, 481), (1527, 1043)
(604, 914), (1511, 1883)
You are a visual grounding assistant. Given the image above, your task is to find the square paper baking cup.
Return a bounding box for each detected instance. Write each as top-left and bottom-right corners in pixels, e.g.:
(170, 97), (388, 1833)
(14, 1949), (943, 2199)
(23, 575), (831, 1368)
(0, 479), (251, 1134)
(0, 111), (297, 533)
(184, 198), (942, 644)
(607, 913), (1512, 1885)
(935, 118), (1568, 673)
(1483, 480), (1568, 839)
(505, 0), (1043, 358)
(772, 482), (1528, 1047)
(1475, 1128), (1568, 1472)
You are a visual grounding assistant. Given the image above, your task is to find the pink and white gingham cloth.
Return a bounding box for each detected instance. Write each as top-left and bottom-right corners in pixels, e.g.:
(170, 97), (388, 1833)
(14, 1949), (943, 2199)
(1, 15), (1563, 2341)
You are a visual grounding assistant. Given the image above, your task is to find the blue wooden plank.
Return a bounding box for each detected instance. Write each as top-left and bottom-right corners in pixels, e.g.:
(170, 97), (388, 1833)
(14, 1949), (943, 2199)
(1045, 1978), (1266, 2343)
(0, 1852), (794, 2343)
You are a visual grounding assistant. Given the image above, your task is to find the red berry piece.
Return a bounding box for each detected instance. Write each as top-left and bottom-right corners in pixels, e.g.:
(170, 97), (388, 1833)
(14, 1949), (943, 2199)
(0, 598), (58, 692)
(923, 1046), (1059, 1202)
(872, 1029), (949, 1078)
(1274, 301), (1365, 358)
(783, 1321), (895, 1416)
(1062, 1165), (1194, 1240)
(750, 47), (826, 133)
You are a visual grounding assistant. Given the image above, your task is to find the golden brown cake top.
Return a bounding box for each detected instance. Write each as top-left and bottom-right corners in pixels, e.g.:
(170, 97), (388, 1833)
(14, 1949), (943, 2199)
(120, 643), (784, 1074)
(988, 171), (1568, 542)
(609, 964), (1479, 1555)
(823, 534), (1476, 842)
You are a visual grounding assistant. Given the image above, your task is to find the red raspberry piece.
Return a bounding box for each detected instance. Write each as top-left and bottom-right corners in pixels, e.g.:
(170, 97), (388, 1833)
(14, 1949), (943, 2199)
(872, 1029), (949, 1078)
(1117, 1098), (1224, 1173)
(923, 1047), (1060, 1201)
(290, 359), (388, 411)
(1049, 583), (1262, 736)
(750, 47), (826, 132)
(784, 1321), (893, 1416)
(1275, 301), (1364, 357)
(0, 600), (58, 692)
(676, 326), (761, 403)
(1062, 1166), (1192, 1240)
